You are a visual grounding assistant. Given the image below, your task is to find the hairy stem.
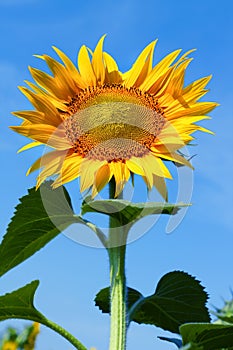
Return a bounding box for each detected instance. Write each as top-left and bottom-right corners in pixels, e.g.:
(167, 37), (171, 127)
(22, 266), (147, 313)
(40, 317), (88, 350)
(108, 179), (127, 350)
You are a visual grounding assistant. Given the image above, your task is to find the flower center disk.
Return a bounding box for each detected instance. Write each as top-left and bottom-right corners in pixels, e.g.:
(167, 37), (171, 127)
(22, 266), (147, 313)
(64, 85), (165, 161)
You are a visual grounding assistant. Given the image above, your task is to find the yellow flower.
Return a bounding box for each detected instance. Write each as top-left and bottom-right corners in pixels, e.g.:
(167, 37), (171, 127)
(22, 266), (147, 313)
(11, 36), (217, 199)
(24, 322), (40, 350)
(2, 341), (17, 350)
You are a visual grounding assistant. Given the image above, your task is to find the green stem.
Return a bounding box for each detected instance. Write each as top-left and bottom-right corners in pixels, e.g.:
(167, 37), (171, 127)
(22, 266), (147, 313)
(108, 179), (127, 350)
(43, 318), (87, 350)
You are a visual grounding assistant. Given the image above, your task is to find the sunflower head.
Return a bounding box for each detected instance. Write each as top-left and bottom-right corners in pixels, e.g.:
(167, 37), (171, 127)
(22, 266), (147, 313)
(11, 36), (218, 199)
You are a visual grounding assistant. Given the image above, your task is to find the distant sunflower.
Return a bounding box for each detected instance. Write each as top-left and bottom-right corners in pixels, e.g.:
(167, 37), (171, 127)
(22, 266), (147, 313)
(11, 36), (217, 199)
(2, 341), (17, 350)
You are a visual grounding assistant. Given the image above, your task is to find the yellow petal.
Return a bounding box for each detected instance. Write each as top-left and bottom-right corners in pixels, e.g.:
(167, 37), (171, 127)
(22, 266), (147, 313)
(171, 115), (211, 126)
(181, 90), (209, 105)
(29, 66), (63, 99)
(79, 159), (106, 192)
(134, 40), (157, 87)
(126, 158), (144, 176)
(144, 153), (172, 179)
(24, 81), (68, 111)
(196, 125), (214, 134)
(166, 102), (219, 119)
(157, 121), (185, 147)
(166, 58), (193, 98)
(146, 66), (174, 95)
(153, 175), (168, 201)
(131, 41), (157, 87)
(122, 162), (130, 182)
(17, 141), (42, 153)
(159, 152), (194, 169)
(156, 135), (184, 147)
(37, 54), (77, 96)
(92, 35), (106, 84)
(78, 45), (96, 86)
(37, 165), (59, 188)
(12, 110), (46, 124)
(10, 124), (71, 150)
(18, 87), (62, 126)
(92, 163), (112, 197)
(27, 150), (66, 175)
(151, 143), (182, 154)
(52, 153), (83, 188)
(171, 49), (196, 71)
(183, 75), (212, 95)
(140, 157), (154, 189)
(103, 52), (122, 83)
(124, 40), (157, 88)
(52, 46), (86, 89)
(133, 56), (151, 87)
(128, 156), (153, 189)
(35, 151), (69, 188)
(110, 162), (128, 197)
(21, 120), (31, 126)
(155, 134), (185, 151)
(140, 49), (182, 91)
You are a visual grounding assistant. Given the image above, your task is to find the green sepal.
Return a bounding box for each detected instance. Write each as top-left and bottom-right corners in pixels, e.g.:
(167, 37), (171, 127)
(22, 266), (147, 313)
(95, 271), (210, 334)
(0, 181), (106, 277)
(82, 198), (190, 226)
(180, 323), (233, 349)
(213, 297), (233, 324)
(216, 315), (233, 324)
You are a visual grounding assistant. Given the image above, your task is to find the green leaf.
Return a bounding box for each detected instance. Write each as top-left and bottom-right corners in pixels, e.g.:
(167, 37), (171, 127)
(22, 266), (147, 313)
(158, 336), (182, 348)
(180, 323), (233, 349)
(213, 298), (233, 325)
(0, 281), (88, 350)
(0, 181), (103, 277)
(95, 286), (142, 313)
(0, 280), (45, 322)
(95, 271), (210, 334)
(179, 343), (204, 350)
(82, 198), (189, 226)
(217, 315), (233, 324)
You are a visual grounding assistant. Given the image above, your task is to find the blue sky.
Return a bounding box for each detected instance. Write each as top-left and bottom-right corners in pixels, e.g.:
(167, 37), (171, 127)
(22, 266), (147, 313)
(0, 0), (232, 349)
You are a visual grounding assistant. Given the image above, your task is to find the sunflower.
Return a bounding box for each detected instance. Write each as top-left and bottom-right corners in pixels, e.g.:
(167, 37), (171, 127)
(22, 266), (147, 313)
(2, 341), (17, 350)
(11, 36), (217, 199)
